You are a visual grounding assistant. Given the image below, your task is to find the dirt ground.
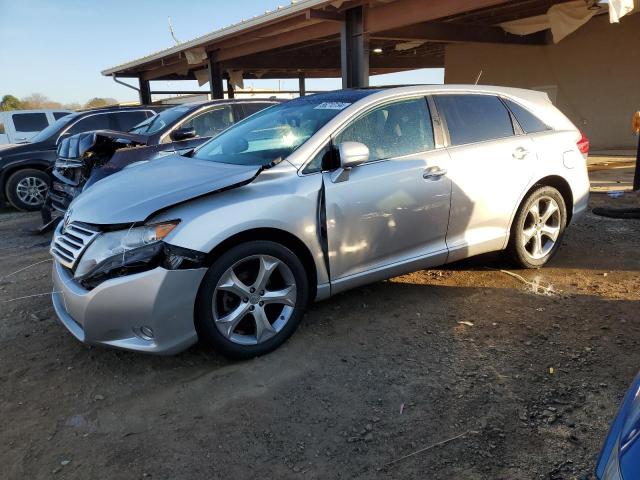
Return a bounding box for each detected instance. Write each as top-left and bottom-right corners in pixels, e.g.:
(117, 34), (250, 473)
(1, 164), (639, 480)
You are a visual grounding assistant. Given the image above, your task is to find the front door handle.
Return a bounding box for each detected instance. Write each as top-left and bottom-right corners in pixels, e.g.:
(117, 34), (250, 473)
(512, 147), (529, 160)
(423, 166), (447, 180)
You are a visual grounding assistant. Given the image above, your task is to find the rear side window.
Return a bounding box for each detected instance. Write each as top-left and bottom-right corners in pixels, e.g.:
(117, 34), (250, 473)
(335, 97), (434, 162)
(113, 111), (151, 131)
(54, 112), (71, 120)
(180, 106), (234, 138)
(12, 113), (49, 132)
(503, 99), (549, 134)
(435, 94), (514, 146)
(243, 103), (275, 117)
(67, 113), (113, 134)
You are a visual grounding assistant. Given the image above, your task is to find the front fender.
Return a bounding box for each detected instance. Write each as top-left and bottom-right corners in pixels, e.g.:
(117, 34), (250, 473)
(151, 166), (328, 286)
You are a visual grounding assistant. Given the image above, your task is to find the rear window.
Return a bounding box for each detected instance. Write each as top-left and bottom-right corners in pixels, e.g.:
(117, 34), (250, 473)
(503, 99), (549, 134)
(12, 113), (49, 132)
(435, 94), (514, 146)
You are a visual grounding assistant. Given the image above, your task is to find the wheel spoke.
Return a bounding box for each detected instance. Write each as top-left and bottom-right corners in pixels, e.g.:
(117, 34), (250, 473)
(533, 232), (544, 257)
(253, 256), (280, 291)
(541, 201), (558, 223)
(522, 226), (537, 246)
(217, 268), (251, 299)
(253, 307), (276, 342)
(540, 224), (560, 242)
(262, 285), (296, 306)
(216, 302), (251, 337)
(528, 202), (541, 223)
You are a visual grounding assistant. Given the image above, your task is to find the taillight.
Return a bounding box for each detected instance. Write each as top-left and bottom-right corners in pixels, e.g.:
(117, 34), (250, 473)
(577, 131), (590, 155)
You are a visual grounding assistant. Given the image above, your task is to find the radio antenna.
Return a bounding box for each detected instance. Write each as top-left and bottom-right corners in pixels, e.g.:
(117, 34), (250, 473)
(474, 70), (483, 85)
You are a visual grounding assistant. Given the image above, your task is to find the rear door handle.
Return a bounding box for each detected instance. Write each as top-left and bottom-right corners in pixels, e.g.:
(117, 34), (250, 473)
(423, 166), (447, 179)
(512, 147), (529, 160)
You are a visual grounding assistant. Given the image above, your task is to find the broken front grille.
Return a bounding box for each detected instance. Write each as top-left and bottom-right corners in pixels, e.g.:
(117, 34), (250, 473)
(50, 222), (100, 269)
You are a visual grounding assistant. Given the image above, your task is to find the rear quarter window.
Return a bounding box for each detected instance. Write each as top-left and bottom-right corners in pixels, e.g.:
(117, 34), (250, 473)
(12, 113), (49, 132)
(502, 98), (549, 134)
(113, 111), (152, 131)
(435, 94), (514, 146)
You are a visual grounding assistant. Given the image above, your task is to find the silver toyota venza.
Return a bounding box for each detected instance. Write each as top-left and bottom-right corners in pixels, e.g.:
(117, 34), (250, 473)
(50, 85), (590, 358)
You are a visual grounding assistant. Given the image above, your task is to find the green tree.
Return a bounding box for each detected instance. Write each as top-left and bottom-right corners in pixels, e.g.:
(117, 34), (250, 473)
(84, 97), (118, 109)
(0, 95), (22, 111)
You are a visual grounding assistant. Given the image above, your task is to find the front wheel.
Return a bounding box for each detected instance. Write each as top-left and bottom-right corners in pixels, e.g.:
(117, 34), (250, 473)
(506, 186), (567, 268)
(195, 241), (310, 359)
(5, 168), (50, 211)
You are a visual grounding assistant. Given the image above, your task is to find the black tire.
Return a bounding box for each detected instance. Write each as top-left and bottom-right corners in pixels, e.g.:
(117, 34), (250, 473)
(506, 186), (567, 269)
(5, 168), (50, 212)
(195, 240), (310, 360)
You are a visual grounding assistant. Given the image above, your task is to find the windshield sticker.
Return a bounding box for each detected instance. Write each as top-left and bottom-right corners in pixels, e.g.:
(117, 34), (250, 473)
(314, 102), (351, 110)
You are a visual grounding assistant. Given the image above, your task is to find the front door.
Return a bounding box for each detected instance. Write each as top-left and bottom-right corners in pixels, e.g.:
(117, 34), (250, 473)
(322, 97), (452, 292)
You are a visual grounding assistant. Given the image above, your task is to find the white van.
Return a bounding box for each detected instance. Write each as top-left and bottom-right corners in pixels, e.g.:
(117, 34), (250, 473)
(0, 110), (73, 144)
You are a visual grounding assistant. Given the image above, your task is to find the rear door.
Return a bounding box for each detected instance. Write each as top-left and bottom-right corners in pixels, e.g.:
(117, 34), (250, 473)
(434, 93), (536, 262)
(323, 96), (451, 290)
(11, 112), (49, 142)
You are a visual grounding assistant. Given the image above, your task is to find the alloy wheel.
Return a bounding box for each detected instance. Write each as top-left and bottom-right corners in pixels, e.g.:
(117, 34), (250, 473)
(521, 196), (561, 260)
(16, 176), (48, 206)
(212, 254), (297, 346)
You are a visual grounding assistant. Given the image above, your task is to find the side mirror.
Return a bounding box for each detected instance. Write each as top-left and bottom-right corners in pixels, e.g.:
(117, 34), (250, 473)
(338, 141), (369, 169)
(170, 126), (197, 141)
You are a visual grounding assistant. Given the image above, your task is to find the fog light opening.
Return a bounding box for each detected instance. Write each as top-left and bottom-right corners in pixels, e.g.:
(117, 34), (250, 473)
(134, 326), (155, 340)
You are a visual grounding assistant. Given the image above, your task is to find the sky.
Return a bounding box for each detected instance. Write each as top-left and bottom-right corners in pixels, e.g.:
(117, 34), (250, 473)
(0, 0), (443, 104)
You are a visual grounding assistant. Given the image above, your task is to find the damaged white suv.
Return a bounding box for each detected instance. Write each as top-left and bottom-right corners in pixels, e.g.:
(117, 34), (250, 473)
(50, 86), (590, 359)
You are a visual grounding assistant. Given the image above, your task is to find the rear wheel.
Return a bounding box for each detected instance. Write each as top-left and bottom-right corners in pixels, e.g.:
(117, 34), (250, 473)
(506, 186), (567, 268)
(5, 168), (50, 211)
(195, 241), (309, 359)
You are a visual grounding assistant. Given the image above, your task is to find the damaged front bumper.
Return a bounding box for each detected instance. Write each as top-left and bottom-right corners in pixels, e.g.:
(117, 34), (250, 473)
(52, 260), (207, 355)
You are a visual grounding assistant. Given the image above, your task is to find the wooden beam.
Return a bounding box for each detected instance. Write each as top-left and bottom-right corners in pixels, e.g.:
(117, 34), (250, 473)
(216, 22), (341, 61)
(372, 22), (549, 45)
(221, 53), (442, 71)
(365, 0), (509, 33)
(141, 60), (191, 81)
(305, 9), (344, 22)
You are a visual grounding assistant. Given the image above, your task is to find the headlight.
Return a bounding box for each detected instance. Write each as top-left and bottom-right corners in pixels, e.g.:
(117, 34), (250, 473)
(602, 439), (622, 480)
(74, 221), (179, 279)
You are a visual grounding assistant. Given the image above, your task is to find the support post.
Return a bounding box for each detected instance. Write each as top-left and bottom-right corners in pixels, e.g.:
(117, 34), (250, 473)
(208, 52), (224, 100)
(138, 78), (151, 105)
(226, 80), (235, 99)
(298, 73), (306, 97)
(340, 6), (369, 89)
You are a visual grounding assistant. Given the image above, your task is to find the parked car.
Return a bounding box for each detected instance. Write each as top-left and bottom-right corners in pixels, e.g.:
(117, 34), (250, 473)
(596, 372), (640, 480)
(0, 109), (72, 144)
(43, 99), (281, 229)
(0, 105), (163, 211)
(50, 85), (590, 359)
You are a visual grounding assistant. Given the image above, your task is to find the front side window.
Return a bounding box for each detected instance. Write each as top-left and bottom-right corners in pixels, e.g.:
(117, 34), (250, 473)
(54, 111), (71, 120)
(334, 97), (434, 162)
(192, 99), (349, 167)
(435, 94), (514, 146)
(67, 113), (113, 135)
(13, 113), (49, 132)
(129, 105), (191, 135)
(502, 98), (549, 134)
(179, 106), (234, 138)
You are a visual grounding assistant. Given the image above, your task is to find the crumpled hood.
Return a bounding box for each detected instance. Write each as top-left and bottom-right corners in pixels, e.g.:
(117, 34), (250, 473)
(67, 154), (260, 225)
